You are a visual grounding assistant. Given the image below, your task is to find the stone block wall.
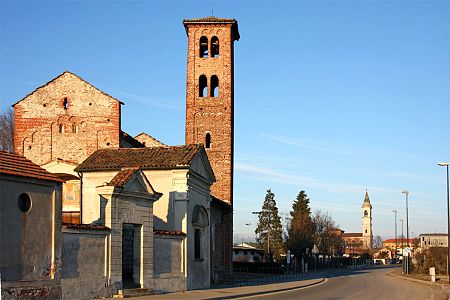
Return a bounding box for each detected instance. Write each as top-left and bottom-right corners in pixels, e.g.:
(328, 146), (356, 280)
(153, 235), (187, 292)
(61, 229), (111, 300)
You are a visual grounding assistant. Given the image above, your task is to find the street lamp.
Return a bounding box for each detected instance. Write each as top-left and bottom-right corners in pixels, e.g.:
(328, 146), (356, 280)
(400, 219), (404, 251)
(437, 162), (449, 282)
(402, 190), (409, 274)
(392, 210), (397, 262)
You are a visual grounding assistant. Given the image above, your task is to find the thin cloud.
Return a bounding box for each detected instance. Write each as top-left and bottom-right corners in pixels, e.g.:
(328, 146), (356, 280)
(111, 90), (183, 111)
(235, 161), (432, 198)
(258, 133), (356, 155)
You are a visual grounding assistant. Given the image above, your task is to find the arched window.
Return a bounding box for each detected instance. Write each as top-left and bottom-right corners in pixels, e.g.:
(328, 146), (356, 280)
(72, 123), (78, 133)
(210, 75), (219, 97)
(199, 75), (207, 97)
(364, 210), (368, 217)
(63, 97), (69, 109)
(59, 124), (64, 133)
(211, 36), (219, 58)
(194, 229), (201, 260)
(199, 36), (208, 58)
(205, 133), (211, 149)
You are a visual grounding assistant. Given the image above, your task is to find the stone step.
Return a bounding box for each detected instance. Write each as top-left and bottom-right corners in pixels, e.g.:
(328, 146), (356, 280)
(113, 288), (154, 298)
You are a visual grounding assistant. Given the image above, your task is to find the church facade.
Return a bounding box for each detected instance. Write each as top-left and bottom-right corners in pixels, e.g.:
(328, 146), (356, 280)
(2, 16), (239, 299)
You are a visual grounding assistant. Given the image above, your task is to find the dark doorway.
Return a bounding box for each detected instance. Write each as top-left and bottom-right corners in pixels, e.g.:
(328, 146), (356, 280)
(122, 224), (139, 288)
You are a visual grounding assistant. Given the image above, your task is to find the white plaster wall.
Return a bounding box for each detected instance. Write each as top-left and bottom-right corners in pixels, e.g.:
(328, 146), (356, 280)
(143, 169), (188, 232)
(81, 171), (117, 224)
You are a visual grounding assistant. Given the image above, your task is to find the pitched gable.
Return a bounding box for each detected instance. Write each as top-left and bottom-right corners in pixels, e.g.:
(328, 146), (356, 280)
(12, 71), (124, 107)
(189, 148), (215, 184)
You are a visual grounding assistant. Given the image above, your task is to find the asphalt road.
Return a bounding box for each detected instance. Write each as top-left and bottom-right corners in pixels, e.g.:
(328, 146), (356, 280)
(240, 268), (447, 300)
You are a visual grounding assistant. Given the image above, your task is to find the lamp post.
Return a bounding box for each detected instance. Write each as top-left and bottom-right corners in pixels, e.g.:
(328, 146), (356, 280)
(438, 162), (449, 282)
(402, 190), (409, 274)
(400, 219), (404, 252)
(392, 210), (398, 263)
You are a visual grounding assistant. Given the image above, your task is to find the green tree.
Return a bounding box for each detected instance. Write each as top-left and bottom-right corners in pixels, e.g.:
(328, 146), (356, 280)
(255, 189), (284, 261)
(285, 191), (314, 258)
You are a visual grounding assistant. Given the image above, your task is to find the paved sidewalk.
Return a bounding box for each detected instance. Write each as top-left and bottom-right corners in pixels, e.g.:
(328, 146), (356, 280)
(387, 269), (450, 299)
(125, 277), (325, 300)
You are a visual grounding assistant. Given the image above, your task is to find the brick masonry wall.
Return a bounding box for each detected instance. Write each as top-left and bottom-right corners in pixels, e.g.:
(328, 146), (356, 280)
(184, 22), (237, 277)
(185, 24), (235, 205)
(13, 72), (121, 165)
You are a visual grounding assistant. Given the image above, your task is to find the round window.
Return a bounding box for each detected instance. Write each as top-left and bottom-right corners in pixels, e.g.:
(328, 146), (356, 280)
(18, 193), (32, 212)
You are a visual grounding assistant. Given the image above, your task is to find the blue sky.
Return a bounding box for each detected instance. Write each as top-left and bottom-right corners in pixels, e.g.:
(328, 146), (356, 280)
(1, 1), (449, 241)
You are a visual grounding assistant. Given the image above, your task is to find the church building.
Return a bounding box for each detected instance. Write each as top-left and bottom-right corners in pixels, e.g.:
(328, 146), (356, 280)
(1, 16), (239, 299)
(342, 190), (373, 254)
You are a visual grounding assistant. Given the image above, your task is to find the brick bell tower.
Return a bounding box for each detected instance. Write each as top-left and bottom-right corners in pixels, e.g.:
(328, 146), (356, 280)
(183, 16), (239, 278)
(184, 16), (239, 203)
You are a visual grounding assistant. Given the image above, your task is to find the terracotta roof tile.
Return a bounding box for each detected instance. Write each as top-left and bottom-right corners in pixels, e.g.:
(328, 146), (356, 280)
(0, 151), (64, 183)
(63, 223), (111, 231)
(154, 229), (186, 236)
(107, 167), (139, 187)
(76, 145), (202, 172)
(342, 233), (363, 237)
(183, 16), (240, 41)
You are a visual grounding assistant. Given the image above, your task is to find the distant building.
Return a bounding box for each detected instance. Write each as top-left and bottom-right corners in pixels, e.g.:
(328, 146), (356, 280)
(419, 233), (448, 249)
(233, 243), (264, 263)
(382, 238), (416, 249)
(341, 190), (374, 255)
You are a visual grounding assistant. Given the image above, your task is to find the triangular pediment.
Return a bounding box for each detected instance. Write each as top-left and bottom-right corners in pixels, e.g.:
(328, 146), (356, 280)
(122, 169), (158, 196)
(190, 148), (215, 184)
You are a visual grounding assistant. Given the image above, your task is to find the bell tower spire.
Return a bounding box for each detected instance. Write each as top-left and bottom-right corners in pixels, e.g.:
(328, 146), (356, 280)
(362, 189), (373, 249)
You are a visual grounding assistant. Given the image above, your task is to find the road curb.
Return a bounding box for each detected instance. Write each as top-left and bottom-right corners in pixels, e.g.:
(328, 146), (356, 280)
(386, 270), (450, 299)
(209, 277), (326, 300)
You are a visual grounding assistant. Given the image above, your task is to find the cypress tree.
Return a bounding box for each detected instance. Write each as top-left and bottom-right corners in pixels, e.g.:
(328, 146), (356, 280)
(255, 189), (284, 261)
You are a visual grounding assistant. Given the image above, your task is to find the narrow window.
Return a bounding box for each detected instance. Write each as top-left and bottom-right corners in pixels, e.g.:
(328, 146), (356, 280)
(199, 36), (208, 58)
(364, 210), (368, 217)
(59, 124), (64, 133)
(211, 36), (219, 57)
(210, 75), (219, 97)
(234, 250), (239, 255)
(72, 123), (78, 133)
(194, 229), (201, 260)
(205, 133), (211, 149)
(199, 75), (207, 97)
(63, 97), (69, 109)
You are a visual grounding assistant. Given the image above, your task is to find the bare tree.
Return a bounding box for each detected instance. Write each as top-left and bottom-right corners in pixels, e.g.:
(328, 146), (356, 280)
(312, 210), (344, 256)
(373, 235), (383, 248)
(0, 107), (14, 152)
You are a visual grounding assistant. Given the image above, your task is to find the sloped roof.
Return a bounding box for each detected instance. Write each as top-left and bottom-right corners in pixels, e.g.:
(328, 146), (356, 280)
(342, 233), (363, 238)
(76, 145), (203, 172)
(134, 132), (166, 146)
(0, 151), (64, 183)
(107, 167), (140, 187)
(12, 71), (124, 107)
(183, 16), (240, 41)
(120, 131), (145, 148)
